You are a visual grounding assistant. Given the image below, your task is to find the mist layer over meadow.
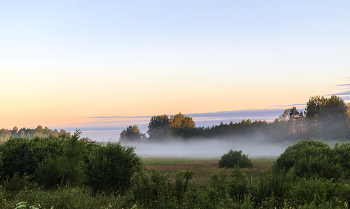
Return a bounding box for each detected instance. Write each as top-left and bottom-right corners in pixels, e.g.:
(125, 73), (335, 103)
(121, 138), (286, 158)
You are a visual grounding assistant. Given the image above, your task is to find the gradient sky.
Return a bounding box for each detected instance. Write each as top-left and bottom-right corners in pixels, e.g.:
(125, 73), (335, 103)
(1, 1), (350, 139)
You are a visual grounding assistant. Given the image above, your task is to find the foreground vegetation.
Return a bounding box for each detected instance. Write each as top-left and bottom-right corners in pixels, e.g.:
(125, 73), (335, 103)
(1, 133), (350, 208)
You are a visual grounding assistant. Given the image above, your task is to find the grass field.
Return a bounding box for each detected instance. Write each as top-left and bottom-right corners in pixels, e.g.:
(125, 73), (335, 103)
(142, 156), (276, 185)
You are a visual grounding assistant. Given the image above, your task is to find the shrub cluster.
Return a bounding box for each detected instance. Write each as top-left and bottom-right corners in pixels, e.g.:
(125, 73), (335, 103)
(275, 140), (350, 179)
(2, 139), (350, 208)
(0, 130), (142, 194)
(218, 149), (252, 168)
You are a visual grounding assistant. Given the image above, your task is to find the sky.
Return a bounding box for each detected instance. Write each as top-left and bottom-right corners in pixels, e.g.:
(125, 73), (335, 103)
(1, 1), (349, 140)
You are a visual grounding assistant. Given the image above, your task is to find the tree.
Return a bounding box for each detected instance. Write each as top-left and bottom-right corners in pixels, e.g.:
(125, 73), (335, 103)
(305, 96), (326, 119)
(19, 129), (25, 138)
(320, 95), (349, 139)
(52, 129), (59, 137)
(34, 125), (44, 137)
(147, 114), (170, 140)
(43, 126), (51, 137)
(11, 127), (18, 137)
(305, 96), (327, 137)
(119, 125), (146, 142)
(169, 113), (195, 138)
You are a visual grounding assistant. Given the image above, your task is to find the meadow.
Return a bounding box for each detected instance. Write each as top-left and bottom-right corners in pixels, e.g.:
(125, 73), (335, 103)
(142, 157), (276, 186)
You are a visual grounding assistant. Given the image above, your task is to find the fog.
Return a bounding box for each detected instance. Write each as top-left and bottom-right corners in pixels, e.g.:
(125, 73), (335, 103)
(120, 138), (286, 158)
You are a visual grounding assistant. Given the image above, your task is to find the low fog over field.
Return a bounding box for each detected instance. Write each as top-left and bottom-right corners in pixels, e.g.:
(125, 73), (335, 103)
(121, 138), (286, 158)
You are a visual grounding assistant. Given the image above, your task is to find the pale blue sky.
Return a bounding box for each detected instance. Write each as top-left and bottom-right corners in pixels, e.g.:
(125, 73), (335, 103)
(1, 1), (349, 139)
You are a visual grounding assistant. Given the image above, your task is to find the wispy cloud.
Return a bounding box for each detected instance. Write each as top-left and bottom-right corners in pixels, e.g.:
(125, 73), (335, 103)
(87, 116), (151, 119)
(336, 84), (350, 88)
(327, 82), (350, 100)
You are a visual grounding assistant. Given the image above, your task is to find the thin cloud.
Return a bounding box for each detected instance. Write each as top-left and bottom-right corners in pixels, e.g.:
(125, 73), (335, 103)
(336, 84), (350, 87)
(87, 116), (151, 119)
(269, 103), (305, 108)
(326, 90), (350, 96)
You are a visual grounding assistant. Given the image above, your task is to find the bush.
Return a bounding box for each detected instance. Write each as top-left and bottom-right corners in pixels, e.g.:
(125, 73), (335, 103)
(174, 170), (194, 201)
(0, 136), (66, 181)
(274, 140), (343, 179)
(228, 166), (249, 202)
(129, 169), (174, 206)
(86, 142), (142, 194)
(219, 150), (252, 168)
(1, 173), (37, 193)
(35, 131), (87, 188)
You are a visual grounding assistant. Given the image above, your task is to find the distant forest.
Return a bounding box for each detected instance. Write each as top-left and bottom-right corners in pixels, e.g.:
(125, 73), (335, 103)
(1, 95), (349, 144)
(0, 126), (70, 143)
(120, 95), (350, 143)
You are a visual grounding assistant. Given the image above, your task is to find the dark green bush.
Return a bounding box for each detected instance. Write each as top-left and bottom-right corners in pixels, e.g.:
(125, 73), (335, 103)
(228, 166), (249, 202)
(219, 150), (252, 168)
(85, 142), (142, 194)
(274, 140), (343, 179)
(334, 142), (350, 177)
(286, 178), (350, 207)
(129, 169), (174, 206)
(1, 173), (37, 193)
(174, 170), (194, 201)
(35, 156), (61, 188)
(0, 135), (65, 181)
(35, 131), (87, 188)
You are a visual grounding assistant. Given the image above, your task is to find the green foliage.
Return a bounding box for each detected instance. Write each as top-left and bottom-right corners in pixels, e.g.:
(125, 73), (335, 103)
(119, 125), (146, 142)
(147, 114), (170, 140)
(1, 173), (37, 195)
(0, 136), (66, 181)
(86, 142), (142, 194)
(129, 169), (174, 206)
(55, 130), (87, 187)
(35, 157), (61, 189)
(207, 169), (230, 202)
(275, 140), (343, 179)
(169, 113), (196, 138)
(228, 166), (249, 202)
(174, 170), (194, 200)
(219, 150), (252, 168)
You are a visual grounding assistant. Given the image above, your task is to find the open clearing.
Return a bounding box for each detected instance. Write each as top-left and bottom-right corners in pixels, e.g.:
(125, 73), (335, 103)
(142, 157), (276, 185)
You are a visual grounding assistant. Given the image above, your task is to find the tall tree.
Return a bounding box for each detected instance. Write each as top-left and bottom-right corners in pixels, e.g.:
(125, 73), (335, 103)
(120, 125), (146, 142)
(53, 129), (59, 137)
(305, 96), (326, 119)
(43, 126), (51, 137)
(11, 127), (18, 137)
(305, 96), (327, 136)
(147, 114), (170, 140)
(169, 113), (195, 138)
(320, 95), (349, 139)
(34, 125), (44, 137)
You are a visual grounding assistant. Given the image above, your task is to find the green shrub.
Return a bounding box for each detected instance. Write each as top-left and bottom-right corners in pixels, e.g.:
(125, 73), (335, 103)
(219, 150), (252, 168)
(55, 131), (87, 187)
(129, 169), (174, 206)
(286, 178), (350, 207)
(274, 140), (343, 179)
(174, 170), (194, 201)
(86, 142), (142, 194)
(0, 135), (65, 181)
(35, 156), (61, 189)
(35, 131), (87, 188)
(334, 142), (350, 177)
(1, 173), (37, 193)
(228, 166), (249, 202)
(254, 169), (296, 206)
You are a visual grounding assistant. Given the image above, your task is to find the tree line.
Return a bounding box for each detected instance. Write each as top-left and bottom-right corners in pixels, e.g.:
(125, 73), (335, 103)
(0, 126), (70, 143)
(120, 95), (350, 142)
